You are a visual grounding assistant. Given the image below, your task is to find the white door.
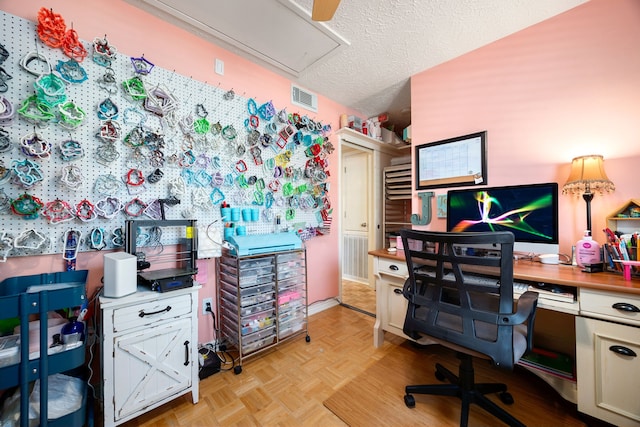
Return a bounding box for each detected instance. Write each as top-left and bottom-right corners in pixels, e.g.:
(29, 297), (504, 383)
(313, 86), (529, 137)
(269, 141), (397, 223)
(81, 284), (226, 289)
(113, 318), (192, 421)
(341, 149), (371, 282)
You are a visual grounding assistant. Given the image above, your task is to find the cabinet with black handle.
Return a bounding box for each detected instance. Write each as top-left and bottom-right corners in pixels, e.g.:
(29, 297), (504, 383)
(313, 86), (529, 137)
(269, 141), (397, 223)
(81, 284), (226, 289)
(100, 285), (200, 427)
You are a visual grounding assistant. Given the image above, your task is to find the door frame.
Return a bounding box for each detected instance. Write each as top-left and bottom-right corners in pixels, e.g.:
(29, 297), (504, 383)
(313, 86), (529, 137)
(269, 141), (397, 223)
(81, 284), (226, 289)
(341, 143), (373, 285)
(336, 128), (397, 303)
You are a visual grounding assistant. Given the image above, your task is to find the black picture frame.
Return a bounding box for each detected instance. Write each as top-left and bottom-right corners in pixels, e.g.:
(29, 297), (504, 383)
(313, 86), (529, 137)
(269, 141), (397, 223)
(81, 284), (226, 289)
(415, 131), (487, 190)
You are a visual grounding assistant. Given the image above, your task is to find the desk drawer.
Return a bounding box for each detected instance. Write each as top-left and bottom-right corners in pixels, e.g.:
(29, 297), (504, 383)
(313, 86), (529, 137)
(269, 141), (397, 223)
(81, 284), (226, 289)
(580, 288), (640, 327)
(377, 257), (408, 278)
(112, 293), (193, 333)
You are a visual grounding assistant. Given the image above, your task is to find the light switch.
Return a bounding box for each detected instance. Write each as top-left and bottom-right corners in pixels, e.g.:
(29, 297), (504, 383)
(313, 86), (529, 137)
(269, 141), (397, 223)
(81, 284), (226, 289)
(215, 58), (224, 76)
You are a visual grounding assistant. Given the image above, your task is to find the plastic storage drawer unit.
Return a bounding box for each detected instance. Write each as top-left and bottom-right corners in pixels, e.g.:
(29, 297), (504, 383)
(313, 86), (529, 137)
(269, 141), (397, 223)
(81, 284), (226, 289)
(217, 248), (309, 373)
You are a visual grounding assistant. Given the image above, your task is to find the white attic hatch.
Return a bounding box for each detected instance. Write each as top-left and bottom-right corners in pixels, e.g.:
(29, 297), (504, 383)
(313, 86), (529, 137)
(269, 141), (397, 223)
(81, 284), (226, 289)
(125, 0), (349, 81)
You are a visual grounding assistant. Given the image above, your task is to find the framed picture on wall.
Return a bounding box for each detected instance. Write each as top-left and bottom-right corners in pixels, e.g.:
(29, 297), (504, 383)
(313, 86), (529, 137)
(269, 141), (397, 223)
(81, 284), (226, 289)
(415, 131), (487, 190)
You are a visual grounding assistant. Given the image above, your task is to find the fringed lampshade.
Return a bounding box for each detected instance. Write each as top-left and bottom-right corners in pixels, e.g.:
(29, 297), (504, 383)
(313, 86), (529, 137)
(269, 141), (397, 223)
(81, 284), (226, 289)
(562, 154), (615, 232)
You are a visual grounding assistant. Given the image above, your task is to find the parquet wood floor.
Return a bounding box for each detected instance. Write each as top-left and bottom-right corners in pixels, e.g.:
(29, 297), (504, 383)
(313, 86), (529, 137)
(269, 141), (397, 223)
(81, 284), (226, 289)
(117, 305), (383, 427)
(340, 279), (376, 315)
(114, 305), (603, 427)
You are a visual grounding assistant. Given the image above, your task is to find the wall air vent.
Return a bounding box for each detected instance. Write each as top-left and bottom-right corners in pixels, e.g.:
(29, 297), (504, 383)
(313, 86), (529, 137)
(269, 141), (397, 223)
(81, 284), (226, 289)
(291, 84), (318, 113)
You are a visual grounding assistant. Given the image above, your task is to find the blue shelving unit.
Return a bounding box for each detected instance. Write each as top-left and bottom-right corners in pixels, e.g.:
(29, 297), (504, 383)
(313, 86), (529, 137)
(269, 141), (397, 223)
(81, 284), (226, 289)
(0, 271), (88, 427)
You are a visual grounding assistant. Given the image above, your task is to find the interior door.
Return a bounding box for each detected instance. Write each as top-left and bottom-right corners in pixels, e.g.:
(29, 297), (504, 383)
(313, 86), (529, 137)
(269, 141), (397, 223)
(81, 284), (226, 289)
(341, 148), (371, 283)
(343, 151), (369, 235)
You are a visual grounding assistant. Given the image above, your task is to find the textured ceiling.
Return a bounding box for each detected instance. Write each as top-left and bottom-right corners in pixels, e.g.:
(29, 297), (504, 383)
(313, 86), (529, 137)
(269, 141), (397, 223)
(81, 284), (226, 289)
(127, 0), (588, 133)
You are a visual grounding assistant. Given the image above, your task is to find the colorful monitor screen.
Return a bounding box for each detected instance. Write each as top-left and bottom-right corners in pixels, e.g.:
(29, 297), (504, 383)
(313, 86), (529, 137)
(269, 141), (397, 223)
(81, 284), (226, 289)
(446, 182), (559, 252)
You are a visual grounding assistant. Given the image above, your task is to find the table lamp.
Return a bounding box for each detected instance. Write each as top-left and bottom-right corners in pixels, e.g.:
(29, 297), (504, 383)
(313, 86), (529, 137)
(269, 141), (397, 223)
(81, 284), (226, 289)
(562, 154), (615, 232)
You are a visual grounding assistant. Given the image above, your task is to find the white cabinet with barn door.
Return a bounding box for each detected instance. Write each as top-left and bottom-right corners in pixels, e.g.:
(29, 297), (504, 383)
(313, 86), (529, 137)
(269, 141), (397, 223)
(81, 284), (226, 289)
(100, 286), (200, 427)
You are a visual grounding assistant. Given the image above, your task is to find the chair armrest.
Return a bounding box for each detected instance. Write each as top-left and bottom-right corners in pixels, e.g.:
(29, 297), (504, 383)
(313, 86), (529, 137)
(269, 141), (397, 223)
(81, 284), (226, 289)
(500, 290), (538, 352)
(402, 277), (413, 299)
(499, 290), (539, 325)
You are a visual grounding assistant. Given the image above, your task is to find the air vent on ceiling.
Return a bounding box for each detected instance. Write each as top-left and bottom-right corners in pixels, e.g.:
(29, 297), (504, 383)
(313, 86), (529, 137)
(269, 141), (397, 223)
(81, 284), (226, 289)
(291, 84), (318, 113)
(126, 0), (349, 78)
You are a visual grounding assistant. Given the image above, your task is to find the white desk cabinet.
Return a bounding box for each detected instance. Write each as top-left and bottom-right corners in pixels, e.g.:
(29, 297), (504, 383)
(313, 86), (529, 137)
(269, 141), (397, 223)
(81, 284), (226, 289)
(371, 249), (640, 425)
(577, 288), (640, 427)
(373, 255), (412, 347)
(100, 286), (200, 427)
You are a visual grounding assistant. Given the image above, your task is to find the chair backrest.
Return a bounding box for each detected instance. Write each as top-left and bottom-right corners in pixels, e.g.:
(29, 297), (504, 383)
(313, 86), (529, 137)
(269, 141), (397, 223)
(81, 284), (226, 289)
(401, 229), (531, 370)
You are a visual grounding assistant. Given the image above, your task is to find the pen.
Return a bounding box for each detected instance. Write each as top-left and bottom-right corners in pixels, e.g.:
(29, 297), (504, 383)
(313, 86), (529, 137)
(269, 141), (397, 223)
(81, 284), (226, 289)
(604, 228), (617, 243)
(619, 239), (630, 261)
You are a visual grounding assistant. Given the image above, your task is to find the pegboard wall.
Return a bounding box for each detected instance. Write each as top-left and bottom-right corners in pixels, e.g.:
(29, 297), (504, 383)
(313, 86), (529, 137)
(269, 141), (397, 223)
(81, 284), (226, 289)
(0, 9), (334, 262)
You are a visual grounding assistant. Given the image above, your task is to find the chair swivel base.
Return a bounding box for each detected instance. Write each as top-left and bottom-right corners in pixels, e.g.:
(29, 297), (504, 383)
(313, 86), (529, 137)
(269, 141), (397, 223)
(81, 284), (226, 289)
(404, 353), (526, 427)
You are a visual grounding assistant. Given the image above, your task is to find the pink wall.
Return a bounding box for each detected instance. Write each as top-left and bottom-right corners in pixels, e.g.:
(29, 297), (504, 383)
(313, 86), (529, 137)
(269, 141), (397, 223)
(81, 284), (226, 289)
(0, 0), (355, 344)
(411, 0), (640, 256)
(5, 0), (639, 344)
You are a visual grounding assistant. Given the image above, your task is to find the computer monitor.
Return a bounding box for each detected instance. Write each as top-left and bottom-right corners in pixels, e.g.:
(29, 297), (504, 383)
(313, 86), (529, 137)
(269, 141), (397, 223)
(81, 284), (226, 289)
(446, 182), (559, 255)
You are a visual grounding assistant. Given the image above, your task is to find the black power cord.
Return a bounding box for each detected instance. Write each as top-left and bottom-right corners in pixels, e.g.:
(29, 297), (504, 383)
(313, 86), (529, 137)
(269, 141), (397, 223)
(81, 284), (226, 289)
(200, 301), (236, 376)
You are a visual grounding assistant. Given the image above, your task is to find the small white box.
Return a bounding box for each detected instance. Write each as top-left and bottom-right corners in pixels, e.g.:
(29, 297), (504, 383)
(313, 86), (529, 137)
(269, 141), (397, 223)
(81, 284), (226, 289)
(381, 127), (394, 143)
(103, 252), (137, 298)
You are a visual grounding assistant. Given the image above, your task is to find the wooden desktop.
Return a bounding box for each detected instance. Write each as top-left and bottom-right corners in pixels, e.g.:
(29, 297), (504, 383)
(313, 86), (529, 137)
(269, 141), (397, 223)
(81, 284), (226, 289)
(370, 248), (640, 427)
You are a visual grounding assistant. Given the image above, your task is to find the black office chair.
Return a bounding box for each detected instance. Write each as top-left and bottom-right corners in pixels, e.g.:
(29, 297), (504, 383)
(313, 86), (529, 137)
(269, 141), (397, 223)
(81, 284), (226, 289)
(400, 229), (538, 427)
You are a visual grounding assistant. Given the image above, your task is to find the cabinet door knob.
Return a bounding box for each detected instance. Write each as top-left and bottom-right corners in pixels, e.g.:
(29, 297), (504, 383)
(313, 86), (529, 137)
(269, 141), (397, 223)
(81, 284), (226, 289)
(361, 222), (367, 227)
(393, 288), (403, 295)
(612, 302), (640, 313)
(609, 345), (637, 357)
(389, 265), (399, 271)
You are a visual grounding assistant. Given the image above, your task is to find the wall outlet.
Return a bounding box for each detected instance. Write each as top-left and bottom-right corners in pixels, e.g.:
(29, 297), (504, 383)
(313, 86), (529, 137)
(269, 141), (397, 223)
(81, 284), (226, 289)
(200, 340), (217, 350)
(202, 297), (213, 315)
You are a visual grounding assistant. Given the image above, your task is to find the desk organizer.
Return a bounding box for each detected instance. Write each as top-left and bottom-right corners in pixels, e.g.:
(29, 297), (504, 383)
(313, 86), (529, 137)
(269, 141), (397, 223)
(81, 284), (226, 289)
(0, 270), (87, 427)
(612, 260), (640, 281)
(604, 242), (639, 278)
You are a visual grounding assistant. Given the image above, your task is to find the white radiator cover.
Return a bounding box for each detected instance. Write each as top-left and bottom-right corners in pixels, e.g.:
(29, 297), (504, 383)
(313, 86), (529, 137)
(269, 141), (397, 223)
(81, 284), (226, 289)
(343, 234), (368, 281)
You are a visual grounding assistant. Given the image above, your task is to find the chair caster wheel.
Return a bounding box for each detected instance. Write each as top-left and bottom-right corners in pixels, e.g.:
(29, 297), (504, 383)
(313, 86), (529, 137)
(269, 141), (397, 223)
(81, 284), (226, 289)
(305, 335), (311, 342)
(404, 394), (415, 408)
(234, 366), (242, 375)
(435, 370), (446, 382)
(499, 391), (514, 405)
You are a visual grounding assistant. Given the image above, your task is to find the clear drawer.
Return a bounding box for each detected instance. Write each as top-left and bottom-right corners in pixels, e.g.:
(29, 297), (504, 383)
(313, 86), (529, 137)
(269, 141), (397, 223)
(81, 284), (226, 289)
(278, 318), (304, 339)
(278, 283), (305, 305)
(242, 334), (275, 354)
(220, 280), (275, 303)
(239, 257), (274, 270)
(276, 251), (304, 264)
(220, 270), (275, 288)
(225, 308), (275, 336)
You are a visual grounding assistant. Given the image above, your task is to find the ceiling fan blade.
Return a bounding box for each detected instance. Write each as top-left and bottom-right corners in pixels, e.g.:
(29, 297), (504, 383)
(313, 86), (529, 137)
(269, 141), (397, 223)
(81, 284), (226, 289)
(312, 0), (341, 21)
